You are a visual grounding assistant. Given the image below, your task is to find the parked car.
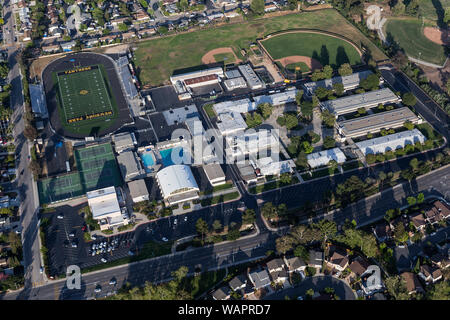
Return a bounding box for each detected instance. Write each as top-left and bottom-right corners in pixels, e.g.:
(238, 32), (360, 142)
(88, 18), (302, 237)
(40, 266), (44, 274)
(94, 285), (102, 293)
(57, 214), (64, 219)
(162, 237), (168, 242)
(109, 278), (117, 285)
(71, 241), (77, 248)
(101, 258), (107, 263)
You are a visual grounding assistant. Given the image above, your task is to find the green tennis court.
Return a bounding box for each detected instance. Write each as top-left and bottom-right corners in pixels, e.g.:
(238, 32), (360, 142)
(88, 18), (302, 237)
(38, 143), (122, 204)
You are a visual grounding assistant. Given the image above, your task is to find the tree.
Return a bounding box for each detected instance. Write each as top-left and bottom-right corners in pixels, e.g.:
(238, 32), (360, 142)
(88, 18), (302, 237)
(321, 109), (336, 128)
(426, 280), (450, 300)
(245, 113), (263, 128)
(287, 0), (297, 10)
(227, 229), (240, 241)
(315, 87), (331, 100)
(250, 0), (265, 15)
(322, 136), (336, 149)
(0, 208), (13, 216)
(333, 82), (344, 96)
(171, 266), (188, 282)
(392, 1), (406, 16)
(409, 158), (419, 171)
(312, 95), (320, 108)
(295, 151), (308, 169)
(338, 63), (352, 76)
(279, 172), (292, 184)
(445, 8), (450, 25)
(118, 23), (129, 32)
(417, 193), (425, 204)
(293, 245), (309, 262)
(301, 141), (314, 154)
(195, 218), (209, 243)
(313, 219), (337, 246)
(29, 160), (41, 176)
(300, 101), (314, 121)
(284, 113), (298, 130)
(357, 107), (367, 115)
(295, 90), (304, 105)
(24, 125), (37, 141)
(276, 235), (294, 254)
(257, 103), (273, 120)
(402, 92), (416, 106)
(359, 74), (380, 91)
(404, 120), (414, 130)
(322, 65), (333, 79)
(393, 222), (409, 244)
(242, 209), (256, 225)
(261, 202), (278, 221)
(405, 0), (419, 16)
(385, 276), (410, 300)
(212, 220), (222, 232)
(407, 196), (417, 206)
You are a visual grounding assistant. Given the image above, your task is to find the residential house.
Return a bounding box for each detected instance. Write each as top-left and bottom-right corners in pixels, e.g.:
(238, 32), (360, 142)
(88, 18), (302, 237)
(308, 250), (324, 268)
(373, 223), (393, 242)
(409, 212), (427, 231)
(121, 31), (136, 41)
(248, 269), (271, 290)
(212, 286), (230, 300)
(433, 201), (450, 219)
(269, 269), (289, 286)
(389, 215), (410, 231)
(229, 274), (247, 292)
(425, 201), (450, 225)
(348, 257), (370, 278)
(327, 250), (349, 272)
(100, 35), (117, 44)
(430, 253), (450, 269)
(42, 44), (61, 54)
(401, 272), (424, 295)
(283, 256), (306, 273)
(361, 265), (384, 296)
(418, 265), (443, 284)
(266, 258), (285, 273)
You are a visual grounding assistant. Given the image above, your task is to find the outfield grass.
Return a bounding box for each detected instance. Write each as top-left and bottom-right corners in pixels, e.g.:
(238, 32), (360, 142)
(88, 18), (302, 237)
(261, 32), (361, 67)
(418, 0), (450, 25)
(134, 9), (386, 86)
(385, 18), (447, 65)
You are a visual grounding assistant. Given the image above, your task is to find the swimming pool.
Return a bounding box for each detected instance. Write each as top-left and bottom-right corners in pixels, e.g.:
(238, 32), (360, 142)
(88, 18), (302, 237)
(160, 147), (184, 166)
(140, 152), (155, 173)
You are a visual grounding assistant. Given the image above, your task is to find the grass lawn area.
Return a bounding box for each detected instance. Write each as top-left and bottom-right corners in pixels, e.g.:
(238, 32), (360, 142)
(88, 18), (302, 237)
(213, 52), (236, 64)
(203, 103), (216, 118)
(418, 0), (450, 24)
(261, 32), (361, 67)
(385, 18), (447, 65)
(180, 269), (226, 298)
(134, 9), (386, 86)
(301, 167), (339, 181)
(249, 176), (299, 194)
(285, 61), (310, 73)
(81, 240), (172, 274)
(201, 191), (240, 206)
(200, 182), (234, 195)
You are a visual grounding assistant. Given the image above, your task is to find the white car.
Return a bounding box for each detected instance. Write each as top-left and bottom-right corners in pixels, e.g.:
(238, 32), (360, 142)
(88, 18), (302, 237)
(94, 285), (102, 293)
(40, 266), (44, 274)
(101, 258), (107, 263)
(109, 279), (117, 285)
(57, 214), (64, 219)
(162, 237), (168, 242)
(184, 216), (187, 222)
(173, 219), (177, 225)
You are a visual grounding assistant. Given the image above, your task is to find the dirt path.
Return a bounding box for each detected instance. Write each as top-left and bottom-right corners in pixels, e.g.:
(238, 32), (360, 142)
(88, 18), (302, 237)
(201, 47), (242, 64)
(423, 27), (450, 45)
(276, 55), (323, 71)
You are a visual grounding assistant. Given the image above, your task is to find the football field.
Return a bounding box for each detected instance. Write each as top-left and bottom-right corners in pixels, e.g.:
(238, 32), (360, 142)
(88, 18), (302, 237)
(55, 65), (114, 123)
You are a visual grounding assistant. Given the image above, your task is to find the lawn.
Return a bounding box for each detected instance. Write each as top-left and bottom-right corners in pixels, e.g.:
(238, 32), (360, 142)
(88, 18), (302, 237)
(261, 32), (362, 67)
(200, 191), (240, 206)
(213, 52), (236, 64)
(285, 61), (310, 73)
(385, 18), (447, 65)
(134, 9), (386, 86)
(418, 0), (450, 25)
(180, 269), (226, 298)
(53, 64), (118, 135)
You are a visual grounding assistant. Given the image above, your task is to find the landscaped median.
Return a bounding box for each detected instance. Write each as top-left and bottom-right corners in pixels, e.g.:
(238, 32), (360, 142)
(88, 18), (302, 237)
(198, 191), (240, 207)
(249, 176), (299, 194)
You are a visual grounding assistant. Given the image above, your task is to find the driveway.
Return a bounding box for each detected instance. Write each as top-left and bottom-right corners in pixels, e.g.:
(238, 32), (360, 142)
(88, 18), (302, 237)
(264, 275), (356, 300)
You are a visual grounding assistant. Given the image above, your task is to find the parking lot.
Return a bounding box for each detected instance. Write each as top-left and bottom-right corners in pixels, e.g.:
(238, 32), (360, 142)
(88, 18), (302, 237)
(43, 199), (245, 277)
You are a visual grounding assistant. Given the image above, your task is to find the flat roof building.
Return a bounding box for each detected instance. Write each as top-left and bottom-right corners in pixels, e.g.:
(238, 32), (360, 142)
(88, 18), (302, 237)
(355, 129), (426, 155)
(338, 107), (421, 138)
(112, 132), (136, 154)
(225, 130), (279, 160)
(29, 84), (48, 119)
(127, 179), (149, 203)
(238, 64), (264, 90)
(216, 112), (248, 136)
(203, 163), (226, 186)
(213, 98), (257, 115)
(156, 165), (199, 205)
(303, 70), (374, 96)
(256, 156), (294, 176)
(223, 77), (247, 91)
(170, 67), (224, 84)
(87, 186), (128, 230)
(253, 89), (298, 106)
(321, 88), (401, 117)
(307, 147), (347, 168)
(116, 151), (144, 182)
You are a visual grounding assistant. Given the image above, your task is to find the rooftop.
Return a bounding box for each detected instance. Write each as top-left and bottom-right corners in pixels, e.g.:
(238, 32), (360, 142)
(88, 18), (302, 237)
(127, 179), (149, 199)
(307, 147), (346, 168)
(303, 70), (373, 94)
(87, 186), (120, 219)
(355, 129), (426, 155)
(156, 165), (199, 197)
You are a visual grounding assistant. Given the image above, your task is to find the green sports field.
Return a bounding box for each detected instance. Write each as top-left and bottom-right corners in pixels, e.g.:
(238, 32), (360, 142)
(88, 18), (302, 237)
(385, 18), (447, 66)
(134, 9), (387, 86)
(38, 143), (121, 204)
(285, 62), (310, 73)
(261, 32), (362, 67)
(53, 64), (118, 136)
(418, 0), (450, 25)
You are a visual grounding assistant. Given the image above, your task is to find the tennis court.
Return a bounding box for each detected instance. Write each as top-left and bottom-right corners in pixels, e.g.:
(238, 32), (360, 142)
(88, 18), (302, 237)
(38, 143), (122, 204)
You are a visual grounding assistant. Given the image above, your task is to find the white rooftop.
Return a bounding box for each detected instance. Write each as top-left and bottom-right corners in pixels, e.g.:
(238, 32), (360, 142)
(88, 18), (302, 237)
(213, 98), (257, 115)
(156, 165), (199, 198)
(355, 129), (426, 155)
(253, 89), (298, 106)
(87, 186), (121, 219)
(307, 147), (347, 168)
(216, 112), (248, 136)
(303, 70), (373, 95)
